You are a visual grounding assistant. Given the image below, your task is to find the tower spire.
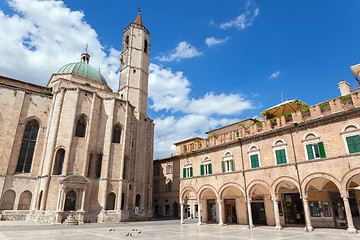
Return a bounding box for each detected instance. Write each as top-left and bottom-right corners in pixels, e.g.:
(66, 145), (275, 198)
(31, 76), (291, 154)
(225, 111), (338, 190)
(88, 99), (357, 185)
(134, 8), (143, 26)
(81, 44), (90, 64)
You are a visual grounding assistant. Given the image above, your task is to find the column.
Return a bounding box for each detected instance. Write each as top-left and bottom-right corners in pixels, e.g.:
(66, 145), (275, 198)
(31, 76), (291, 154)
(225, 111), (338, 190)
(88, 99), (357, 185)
(218, 199), (224, 226)
(246, 198), (255, 228)
(302, 196), (314, 232)
(272, 196), (282, 230)
(56, 187), (65, 211)
(342, 194), (358, 234)
(80, 189), (86, 211)
(180, 202), (184, 224)
(198, 202), (202, 225)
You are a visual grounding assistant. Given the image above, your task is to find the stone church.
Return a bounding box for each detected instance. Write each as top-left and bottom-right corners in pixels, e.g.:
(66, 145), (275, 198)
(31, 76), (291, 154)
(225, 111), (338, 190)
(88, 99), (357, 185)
(0, 12), (154, 224)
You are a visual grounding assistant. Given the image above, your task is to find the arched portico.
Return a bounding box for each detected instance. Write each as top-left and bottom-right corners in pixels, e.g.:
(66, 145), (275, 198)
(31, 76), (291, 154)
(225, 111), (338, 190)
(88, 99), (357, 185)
(180, 187), (197, 224)
(219, 183), (246, 225)
(198, 185), (218, 224)
(302, 174), (357, 233)
(247, 181), (272, 227)
(342, 169), (360, 231)
(272, 177), (304, 230)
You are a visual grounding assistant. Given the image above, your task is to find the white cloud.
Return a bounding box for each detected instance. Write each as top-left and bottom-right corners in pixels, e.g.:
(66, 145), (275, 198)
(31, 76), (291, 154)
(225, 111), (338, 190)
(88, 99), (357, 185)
(155, 41), (202, 62)
(220, 1), (259, 30)
(149, 64), (254, 158)
(270, 71), (281, 79)
(148, 63), (190, 112)
(205, 37), (229, 47)
(0, 0), (120, 90)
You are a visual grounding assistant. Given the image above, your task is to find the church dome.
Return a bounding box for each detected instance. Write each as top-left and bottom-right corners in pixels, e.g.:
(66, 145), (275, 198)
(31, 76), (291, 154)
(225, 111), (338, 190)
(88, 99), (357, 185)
(58, 52), (107, 83)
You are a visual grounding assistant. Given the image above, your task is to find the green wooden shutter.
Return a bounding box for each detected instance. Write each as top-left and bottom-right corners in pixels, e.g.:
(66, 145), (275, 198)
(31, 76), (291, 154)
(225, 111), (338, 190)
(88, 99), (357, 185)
(251, 155), (259, 168)
(209, 163), (212, 174)
(231, 159), (235, 171)
(275, 150), (281, 164)
(281, 149), (287, 163)
(317, 142), (326, 158)
(190, 167), (193, 177)
(236, 131), (239, 138)
(200, 164), (204, 176)
(306, 144), (314, 160)
(183, 168), (186, 178)
(346, 136), (356, 153)
(353, 135), (360, 153)
(276, 149), (287, 164)
(221, 161), (225, 172)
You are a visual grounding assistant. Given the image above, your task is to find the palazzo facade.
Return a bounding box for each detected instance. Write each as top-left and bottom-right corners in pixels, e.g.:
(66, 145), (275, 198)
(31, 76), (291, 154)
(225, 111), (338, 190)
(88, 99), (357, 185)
(0, 12), (154, 224)
(165, 73), (360, 234)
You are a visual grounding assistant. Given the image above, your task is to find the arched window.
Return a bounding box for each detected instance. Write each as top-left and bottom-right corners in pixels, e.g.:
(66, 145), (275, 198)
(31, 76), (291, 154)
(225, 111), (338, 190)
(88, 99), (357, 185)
(18, 191), (32, 210)
(272, 139), (288, 165)
(0, 190), (16, 210)
(106, 192), (116, 210)
(87, 153), (93, 178)
(75, 115), (86, 137)
(64, 190), (77, 211)
(144, 40), (148, 53)
(183, 160), (193, 178)
(200, 157), (212, 175)
(53, 148), (65, 175)
(95, 154), (102, 178)
(112, 125), (121, 143)
(16, 120), (39, 173)
(165, 179), (172, 192)
(121, 193), (125, 210)
(135, 194), (141, 208)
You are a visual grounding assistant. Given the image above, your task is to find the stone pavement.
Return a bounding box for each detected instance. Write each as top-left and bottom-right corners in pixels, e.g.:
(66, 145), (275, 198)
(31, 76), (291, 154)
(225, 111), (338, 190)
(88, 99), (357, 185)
(0, 219), (358, 240)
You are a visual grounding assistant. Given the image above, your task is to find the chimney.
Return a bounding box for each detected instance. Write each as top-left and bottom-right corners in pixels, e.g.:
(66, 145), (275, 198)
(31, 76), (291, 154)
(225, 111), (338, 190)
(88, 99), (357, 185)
(338, 80), (351, 96)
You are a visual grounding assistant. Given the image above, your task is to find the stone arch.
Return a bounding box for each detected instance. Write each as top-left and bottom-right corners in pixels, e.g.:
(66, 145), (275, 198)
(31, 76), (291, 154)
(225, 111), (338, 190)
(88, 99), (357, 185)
(247, 180), (272, 197)
(302, 130), (320, 141)
(301, 172), (342, 195)
(18, 190), (32, 210)
(25, 116), (42, 129)
(64, 190), (77, 211)
(271, 176), (301, 195)
(202, 155), (211, 162)
(218, 182), (245, 198)
(272, 138), (287, 146)
(341, 167), (360, 189)
(180, 186), (197, 202)
(198, 184), (218, 200)
(184, 159), (192, 166)
(0, 190), (16, 210)
(223, 150), (233, 157)
(112, 124), (122, 143)
(248, 144), (259, 152)
(341, 121), (360, 133)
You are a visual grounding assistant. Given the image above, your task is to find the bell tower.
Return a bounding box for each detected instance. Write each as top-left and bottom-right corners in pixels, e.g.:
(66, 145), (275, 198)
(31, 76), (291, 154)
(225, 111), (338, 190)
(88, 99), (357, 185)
(118, 10), (150, 117)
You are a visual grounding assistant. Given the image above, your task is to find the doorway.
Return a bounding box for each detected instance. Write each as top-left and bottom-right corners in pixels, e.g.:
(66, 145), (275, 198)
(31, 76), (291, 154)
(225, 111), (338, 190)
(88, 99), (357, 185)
(251, 199), (266, 225)
(282, 193), (305, 224)
(207, 199), (217, 222)
(225, 199), (237, 223)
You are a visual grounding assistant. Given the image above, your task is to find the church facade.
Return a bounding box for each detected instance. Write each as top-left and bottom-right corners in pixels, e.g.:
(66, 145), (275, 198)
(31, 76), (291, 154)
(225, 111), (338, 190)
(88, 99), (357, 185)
(0, 12), (154, 224)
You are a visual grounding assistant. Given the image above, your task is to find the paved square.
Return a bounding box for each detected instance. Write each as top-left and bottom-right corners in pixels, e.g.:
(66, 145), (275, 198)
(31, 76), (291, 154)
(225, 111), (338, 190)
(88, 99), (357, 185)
(0, 220), (358, 240)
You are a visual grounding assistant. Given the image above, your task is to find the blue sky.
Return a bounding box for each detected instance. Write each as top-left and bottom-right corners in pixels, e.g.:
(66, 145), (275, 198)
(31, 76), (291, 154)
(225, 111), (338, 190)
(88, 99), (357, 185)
(0, 0), (359, 158)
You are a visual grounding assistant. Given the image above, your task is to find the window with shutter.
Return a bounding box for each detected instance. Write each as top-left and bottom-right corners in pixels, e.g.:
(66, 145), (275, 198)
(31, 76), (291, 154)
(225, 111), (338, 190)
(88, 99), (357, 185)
(346, 135), (360, 153)
(276, 149), (287, 164)
(306, 144), (315, 160)
(183, 168), (186, 178)
(221, 161), (225, 173)
(250, 154), (259, 168)
(208, 163), (212, 174)
(190, 167), (193, 177)
(200, 164), (204, 176)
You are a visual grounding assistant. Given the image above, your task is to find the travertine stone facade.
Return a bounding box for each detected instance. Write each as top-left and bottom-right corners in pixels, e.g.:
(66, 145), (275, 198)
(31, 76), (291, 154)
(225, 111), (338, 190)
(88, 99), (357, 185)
(0, 12), (154, 224)
(171, 79), (360, 234)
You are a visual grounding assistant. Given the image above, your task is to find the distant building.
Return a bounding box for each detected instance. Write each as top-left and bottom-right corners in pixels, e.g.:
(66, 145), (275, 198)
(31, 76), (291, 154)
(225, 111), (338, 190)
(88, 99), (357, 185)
(152, 157), (180, 218)
(158, 67), (360, 234)
(0, 12), (154, 224)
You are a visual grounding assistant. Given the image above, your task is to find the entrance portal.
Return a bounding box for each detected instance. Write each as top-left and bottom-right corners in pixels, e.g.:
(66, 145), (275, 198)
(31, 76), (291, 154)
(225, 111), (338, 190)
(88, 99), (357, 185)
(282, 193), (305, 224)
(225, 199), (237, 223)
(207, 199), (217, 222)
(251, 200), (266, 225)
